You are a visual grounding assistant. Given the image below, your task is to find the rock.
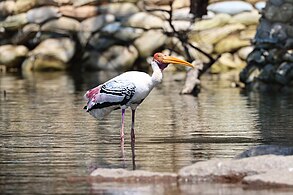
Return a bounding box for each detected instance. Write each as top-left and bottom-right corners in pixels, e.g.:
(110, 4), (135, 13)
(27, 6), (61, 24)
(229, 10), (260, 26)
(0, 13), (28, 30)
(23, 38), (75, 71)
(275, 62), (293, 85)
(72, 0), (140, 6)
(192, 14), (231, 31)
(190, 23), (246, 45)
(14, 0), (37, 14)
(59, 5), (99, 21)
(264, 3), (293, 23)
(236, 145), (293, 159)
(255, 1), (266, 11)
(172, 8), (194, 20)
(12, 23), (40, 45)
(237, 46), (254, 60)
(101, 22), (144, 41)
(163, 20), (192, 32)
(211, 53), (245, 73)
(80, 14), (115, 33)
(84, 45), (138, 71)
(239, 25), (257, 40)
(41, 17), (80, 32)
(98, 3), (139, 18)
(90, 168), (178, 182)
(207, 1), (254, 15)
(30, 38), (75, 63)
(0, 45), (28, 68)
(178, 155), (293, 182)
(172, 0), (190, 9)
(78, 14), (115, 45)
(87, 34), (118, 50)
(134, 30), (167, 57)
(214, 34), (251, 54)
(243, 168), (293, 187)
(22, 55), (68, 71)
(0, 1), (15, 17)
(124, 12), (164, 29)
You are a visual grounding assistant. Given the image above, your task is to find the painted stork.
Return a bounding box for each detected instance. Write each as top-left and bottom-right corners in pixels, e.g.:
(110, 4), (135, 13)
(84, 53), (194, 141)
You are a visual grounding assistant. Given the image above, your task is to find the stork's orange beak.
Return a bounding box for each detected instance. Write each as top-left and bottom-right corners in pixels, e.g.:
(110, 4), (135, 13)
(162, 56), (194, 68)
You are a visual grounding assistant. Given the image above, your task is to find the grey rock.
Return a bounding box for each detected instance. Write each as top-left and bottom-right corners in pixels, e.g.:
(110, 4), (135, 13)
(27, 6), (61, 24)
(178, 155), (293, 182)
(90, 168), (177, 182)
(243, 168), (293, 187)
(275, 62), (293, 85)
(84, 45), (138, 71)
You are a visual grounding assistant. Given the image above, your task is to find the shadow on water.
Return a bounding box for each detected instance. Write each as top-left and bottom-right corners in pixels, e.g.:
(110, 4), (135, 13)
(1, 71), (293, 194)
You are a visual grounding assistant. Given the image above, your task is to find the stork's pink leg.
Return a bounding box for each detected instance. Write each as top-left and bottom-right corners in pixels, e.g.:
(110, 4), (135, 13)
(131, 109), (136, 141)
(120, 109), (125, 141)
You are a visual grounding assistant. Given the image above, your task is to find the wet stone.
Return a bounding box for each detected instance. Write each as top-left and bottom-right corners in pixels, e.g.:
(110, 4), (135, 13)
(90, 168), (178, 183)
(178, 155), (293, 183)
(243, 169), (293, 188)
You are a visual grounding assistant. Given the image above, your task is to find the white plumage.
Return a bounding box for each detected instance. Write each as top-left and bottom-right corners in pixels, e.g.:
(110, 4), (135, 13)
(84, 53), (194, 141)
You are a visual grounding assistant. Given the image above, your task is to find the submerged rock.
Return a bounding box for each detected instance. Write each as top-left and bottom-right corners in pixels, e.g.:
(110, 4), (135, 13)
(90, 168), (178, 182)
(235, 145), (293, 159)
(178, 155), (293, 182)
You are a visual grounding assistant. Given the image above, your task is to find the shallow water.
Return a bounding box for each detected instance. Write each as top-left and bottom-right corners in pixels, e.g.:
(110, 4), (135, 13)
(1, 71), (293, 194)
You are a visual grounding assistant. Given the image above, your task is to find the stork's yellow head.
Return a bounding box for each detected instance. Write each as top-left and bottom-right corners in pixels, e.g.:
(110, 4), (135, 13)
(153, 53), (194, 70)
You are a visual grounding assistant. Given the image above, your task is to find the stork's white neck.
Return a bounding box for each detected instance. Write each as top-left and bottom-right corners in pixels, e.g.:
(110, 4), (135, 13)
(151, 60), (163, 87)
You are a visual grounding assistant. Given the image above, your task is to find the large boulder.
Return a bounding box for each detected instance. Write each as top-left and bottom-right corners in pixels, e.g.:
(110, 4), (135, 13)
(22, 38), (75, 71)
(178, 155), (293, 182)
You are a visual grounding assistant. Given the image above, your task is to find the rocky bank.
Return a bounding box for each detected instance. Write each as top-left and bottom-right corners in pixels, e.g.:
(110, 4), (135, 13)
(0, 0), (264, 73)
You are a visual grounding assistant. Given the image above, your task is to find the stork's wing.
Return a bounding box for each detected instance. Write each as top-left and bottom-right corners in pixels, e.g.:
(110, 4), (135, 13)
(85, 80), (136, 112)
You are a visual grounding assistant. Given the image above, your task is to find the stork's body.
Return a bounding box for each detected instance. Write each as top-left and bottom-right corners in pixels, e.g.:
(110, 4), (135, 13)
(84, 53), (193, 141)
